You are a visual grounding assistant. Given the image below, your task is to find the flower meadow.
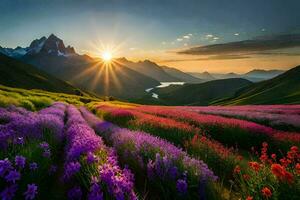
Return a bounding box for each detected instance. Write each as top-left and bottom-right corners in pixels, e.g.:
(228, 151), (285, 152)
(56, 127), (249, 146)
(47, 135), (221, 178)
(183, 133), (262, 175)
(92, 103), (299, 152)
(1, 101), (300, 199)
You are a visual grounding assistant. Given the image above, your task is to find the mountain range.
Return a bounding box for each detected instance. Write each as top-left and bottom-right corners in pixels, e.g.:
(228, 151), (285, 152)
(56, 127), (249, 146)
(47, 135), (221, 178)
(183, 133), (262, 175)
(0, 34), (205, 99)
(189, 69), (285, 82)
(0, 34), (298, 105)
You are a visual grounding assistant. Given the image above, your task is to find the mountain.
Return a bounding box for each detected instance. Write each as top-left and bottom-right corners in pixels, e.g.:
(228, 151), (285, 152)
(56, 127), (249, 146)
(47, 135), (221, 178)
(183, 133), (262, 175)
(188, 71), (215, 81)
(0, 53), (81, 94)
(117, 58), (180, 82)
(0, 46), (28, 58)
(153, 78), (252, 105)
(212, 72), (240, 79)
(117, 58), (203, 83)
(216, 66), (300, 105)
(0, 34), (160, 99)
(0, 34), (76, 58)
(244, 69), (284, 79)
(189, 69), (286, 83)
(160, 66), (203, 83)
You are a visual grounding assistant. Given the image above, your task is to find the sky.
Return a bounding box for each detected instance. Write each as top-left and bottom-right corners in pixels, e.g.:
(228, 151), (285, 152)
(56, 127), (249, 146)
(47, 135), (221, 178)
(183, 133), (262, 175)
(0, 0), (300, 73)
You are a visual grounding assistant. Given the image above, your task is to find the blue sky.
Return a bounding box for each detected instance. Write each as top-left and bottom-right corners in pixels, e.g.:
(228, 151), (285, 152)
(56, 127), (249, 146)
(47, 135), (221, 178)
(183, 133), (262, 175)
(1, 0), (300, 73)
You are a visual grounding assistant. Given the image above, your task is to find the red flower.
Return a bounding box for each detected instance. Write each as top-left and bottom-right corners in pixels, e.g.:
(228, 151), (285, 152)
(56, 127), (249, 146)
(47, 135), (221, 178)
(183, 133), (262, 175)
(271, 164), (285, 178)
(296, 163), (300, 175)
(236, 155), (243, 161)
(260, 154), (268, 163)
(284, 171), (294, 184)
(291, 146), (298, 152)
(243, 174), (250, 181)
(234, 165), (241, 174)
(246, 196), (253, 200)
(271, 154), (276, 160)
(271, 164), (294, 184)
(249, 161), (260, 172)
(261, 187), (272, 198)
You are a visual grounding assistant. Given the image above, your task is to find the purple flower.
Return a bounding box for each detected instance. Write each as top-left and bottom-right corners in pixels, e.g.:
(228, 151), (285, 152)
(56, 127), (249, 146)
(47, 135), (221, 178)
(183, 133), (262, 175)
(168, 166), (178, 180)
(64, 106), (136, 199)
(0, 184), (18, 200)
(86, 152), (98, 164)
(63, 161), (81, 181)
(68, 186), (82, 200)
(42, 149), (51, 158)
(15, 155), (26, 168)
(0, 158), (12, 177)
(23, 184), (38, 200)
(88, 183), (103, 200)
(13, 137), (24, 145)
(39, 142), (49, 150)
(176, 179), (188, 194)
(5, 170), (21, 183)
(29, 162), (38, 171)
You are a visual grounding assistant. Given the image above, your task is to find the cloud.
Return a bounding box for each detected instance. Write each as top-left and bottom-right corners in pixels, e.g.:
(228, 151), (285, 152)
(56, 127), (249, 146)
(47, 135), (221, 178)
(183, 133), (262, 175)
(160, 54), (251, 63)
(177, 38), (183, 41)
(234, 33), (239, 36)
(206, 34), (214, 38)
(183, 35), (190, 39)
(178, 33), (300, 56)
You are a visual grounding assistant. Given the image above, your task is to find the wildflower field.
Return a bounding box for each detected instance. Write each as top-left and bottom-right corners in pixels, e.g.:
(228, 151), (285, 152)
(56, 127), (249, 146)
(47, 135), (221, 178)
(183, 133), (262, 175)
(1, 94), (300, 199)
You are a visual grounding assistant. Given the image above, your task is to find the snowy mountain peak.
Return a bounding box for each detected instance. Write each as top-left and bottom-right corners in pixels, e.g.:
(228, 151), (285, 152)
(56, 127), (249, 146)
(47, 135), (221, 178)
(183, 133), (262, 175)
(0, 34), (77, 58)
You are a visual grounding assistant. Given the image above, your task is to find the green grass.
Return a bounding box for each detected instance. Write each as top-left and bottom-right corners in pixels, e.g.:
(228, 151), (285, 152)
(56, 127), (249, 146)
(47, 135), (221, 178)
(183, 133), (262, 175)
(0, 84), (102, 110)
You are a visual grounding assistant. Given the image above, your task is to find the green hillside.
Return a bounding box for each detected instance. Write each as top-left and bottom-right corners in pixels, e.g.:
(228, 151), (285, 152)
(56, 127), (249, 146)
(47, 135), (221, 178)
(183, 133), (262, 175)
(216, 65), (300, 105)
(154, 78), (252, 105)
(0, 53), (81, 95)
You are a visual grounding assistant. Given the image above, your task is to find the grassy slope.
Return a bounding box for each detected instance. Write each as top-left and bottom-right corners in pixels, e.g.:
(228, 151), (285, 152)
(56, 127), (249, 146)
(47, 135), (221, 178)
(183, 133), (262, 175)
(0, 84), (102, 110)
(153, 78), (252, 105)
(0, 53), (81, 95)
(216, 65), (300, 105)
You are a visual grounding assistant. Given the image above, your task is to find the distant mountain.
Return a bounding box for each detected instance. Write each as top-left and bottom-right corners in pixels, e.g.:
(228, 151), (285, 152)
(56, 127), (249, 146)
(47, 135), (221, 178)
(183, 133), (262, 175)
(117, 58), (180, 82)
(160, 66), (203, 83)
(116, 58), (202, 83)
(244, 69), (284, 79)
(153, 78), (252, 105)
(212, 72), (240, 79)
(189, 69), (286, 83)
(188, 71), (215, 81)
(0, 53), (81, 94)
(0, 46), (28, 58)
(216, 66), (300, 105)
(0, 34), (160, 99)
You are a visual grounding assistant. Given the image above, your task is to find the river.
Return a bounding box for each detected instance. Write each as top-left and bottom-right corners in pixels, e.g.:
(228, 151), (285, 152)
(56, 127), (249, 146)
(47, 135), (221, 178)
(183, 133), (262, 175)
(145, 82), (185, 99)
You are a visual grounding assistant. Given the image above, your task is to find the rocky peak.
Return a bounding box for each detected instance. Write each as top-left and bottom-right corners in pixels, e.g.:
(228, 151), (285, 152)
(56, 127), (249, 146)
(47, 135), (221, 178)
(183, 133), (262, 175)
(27, 36), (47, 54)
(40, 34), (66, 55)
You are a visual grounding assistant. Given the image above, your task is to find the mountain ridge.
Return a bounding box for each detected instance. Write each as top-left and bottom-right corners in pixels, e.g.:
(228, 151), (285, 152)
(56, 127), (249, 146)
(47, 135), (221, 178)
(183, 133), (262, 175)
(215, 65), (300, 105)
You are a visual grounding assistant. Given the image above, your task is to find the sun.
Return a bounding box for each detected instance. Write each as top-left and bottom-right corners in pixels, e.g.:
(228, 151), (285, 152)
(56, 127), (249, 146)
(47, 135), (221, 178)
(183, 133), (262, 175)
(102, 51), (112, 62)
